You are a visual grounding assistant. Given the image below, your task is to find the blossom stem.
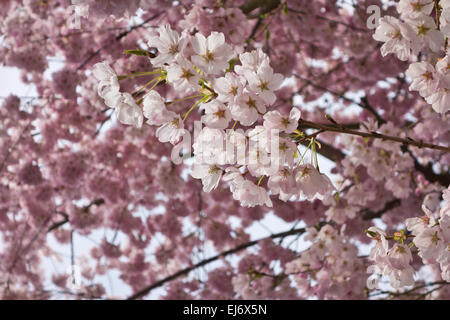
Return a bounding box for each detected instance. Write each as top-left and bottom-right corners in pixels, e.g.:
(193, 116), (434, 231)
(118, 69), (163, 80)
(311, 138), (320, 171)
(132, 77), (160, 98)
(135, 77), (164, 105)
(182, 95), (209, 121)
(227, 120), (239, 136)
(257, 175), (265, 185)
(166, 94), (203, 105)
(435, 0), (441, 30)
(298, 139), (314, 164)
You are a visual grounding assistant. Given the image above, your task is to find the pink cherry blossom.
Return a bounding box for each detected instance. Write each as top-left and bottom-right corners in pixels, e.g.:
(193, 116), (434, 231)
(373, 16), (417, 60)
(263, 108), (301, 133)
(295, 164), (335, 200)
(0, 0), (449, 301)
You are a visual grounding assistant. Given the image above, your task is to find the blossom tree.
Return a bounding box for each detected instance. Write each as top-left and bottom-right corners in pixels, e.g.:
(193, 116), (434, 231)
(0, 0), (449, 300)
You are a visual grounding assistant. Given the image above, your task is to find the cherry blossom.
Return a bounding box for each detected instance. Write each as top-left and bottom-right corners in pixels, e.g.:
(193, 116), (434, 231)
(147, 24), (187, 67)
(263, 108), (301, 133)
(372, 16), (416, 61)
(142, 90), (175, 126)
(190, 32), (233, 75)
(191, 164), (223, 192)
(0, 0), (449, 301)
(156, 115), (186, 144)
(295, 164), (335, 201)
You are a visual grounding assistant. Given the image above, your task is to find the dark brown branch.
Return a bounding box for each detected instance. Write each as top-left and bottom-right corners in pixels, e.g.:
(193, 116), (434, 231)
(76, 12), (164, 71)
(127, 225), (316, 300)
(240, 0), (280, 15)
(298, 138), (345, 162)
(435, 0), (441, 30)
(287, 7), (369, 33)
(361, 199), (402, 220)
(414, 161), (450, 186)
(368, 280), (449, 298)
(294, 74), (386, 124)
(299, 135), (449, 186)
(47, 211), (69, 233)
(299, 119), (450, 153)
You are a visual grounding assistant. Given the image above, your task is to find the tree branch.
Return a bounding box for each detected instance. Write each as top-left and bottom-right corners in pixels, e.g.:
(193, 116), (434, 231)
(299, 136), (449, 187)
(240, 0), (281, 16)
(294, 74), (386, 124)
(361, 199), (402, 220)
(76, 12), (164, 71)
(299, 119), (450, 153)
(126, 224), (323, 300)
(298, 138), (345, 162)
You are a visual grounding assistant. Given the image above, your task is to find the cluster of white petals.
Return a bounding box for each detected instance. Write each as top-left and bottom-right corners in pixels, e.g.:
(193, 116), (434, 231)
(93, 25), (336, 208)
(93, 62), (144, 128)
(367, 186), (450, 289)
(406, 186), (450, 281)
(373, 0), (450, 114)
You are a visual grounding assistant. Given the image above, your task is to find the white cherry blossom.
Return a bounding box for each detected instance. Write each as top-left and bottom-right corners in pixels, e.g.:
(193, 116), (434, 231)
(405, 61), (438, 97)
(372, 16), (417, 60)
(114, 92), (143, 128)
(143, 90), (175, 126)
(230, 179), (272, 208)
(166, 57), (200, 93)
(295, 164), (335, 200)
(201, 100), (231, 129)
(191, 163), (223, 192)
(190, 32), (233, 75)
(213, 72), (244, 103)
(229, 92), (266, 126)
(92, 61), (121, 105)
(156, 115), (186, 145)
(244, 64), (283, 105)
(147, 24), (187, 67)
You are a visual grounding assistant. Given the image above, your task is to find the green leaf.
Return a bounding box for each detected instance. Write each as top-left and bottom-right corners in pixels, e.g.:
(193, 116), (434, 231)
(226, 58), (239, 73)
(365, 230), (377, 238)
(124, 49), (151, 57)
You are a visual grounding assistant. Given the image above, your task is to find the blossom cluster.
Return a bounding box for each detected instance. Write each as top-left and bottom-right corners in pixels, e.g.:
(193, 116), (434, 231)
(406, 186), (450, 281)
(373, 0), (450, 114)
(93, 25), (336, 208)
(367, 186), (450, 289)
(285, 224), (366, 299)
